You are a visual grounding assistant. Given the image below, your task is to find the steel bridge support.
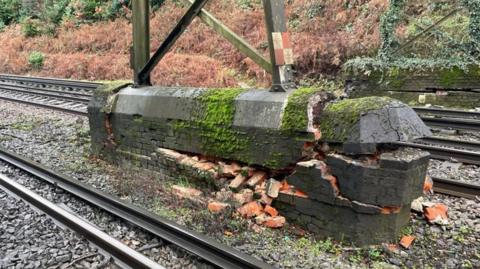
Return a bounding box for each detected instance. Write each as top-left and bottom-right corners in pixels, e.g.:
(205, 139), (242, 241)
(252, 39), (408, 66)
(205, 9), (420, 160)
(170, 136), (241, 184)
(132, 0), (151, 86)
(262, 0), (296, 92)
(132, 0), (296, 91)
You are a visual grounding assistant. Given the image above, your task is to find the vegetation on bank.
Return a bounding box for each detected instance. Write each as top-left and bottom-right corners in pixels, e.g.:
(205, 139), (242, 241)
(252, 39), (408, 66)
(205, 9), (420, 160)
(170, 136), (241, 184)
(0, 0), (388, 86)
(0, 0), (477, 87)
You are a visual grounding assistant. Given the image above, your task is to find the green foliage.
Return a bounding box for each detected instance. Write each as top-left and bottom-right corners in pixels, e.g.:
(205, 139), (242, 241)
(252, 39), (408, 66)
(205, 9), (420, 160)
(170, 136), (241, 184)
(44, 0), (71, 25)
(344, 57), (477, 76)
(378, 0), (406, 60)
(461, 0), (480, 55)
(28, 51), (45, 69)
(236, 0), (260, 10)
(21, 17), (41, 37)
(378, 0), (479, 64)
(306, 2), (324, 19)
(0, 0), (21, 26)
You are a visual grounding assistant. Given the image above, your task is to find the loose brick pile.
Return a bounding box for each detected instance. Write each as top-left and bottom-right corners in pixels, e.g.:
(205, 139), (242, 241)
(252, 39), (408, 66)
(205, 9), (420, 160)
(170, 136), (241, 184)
(156, 148), (290, 229)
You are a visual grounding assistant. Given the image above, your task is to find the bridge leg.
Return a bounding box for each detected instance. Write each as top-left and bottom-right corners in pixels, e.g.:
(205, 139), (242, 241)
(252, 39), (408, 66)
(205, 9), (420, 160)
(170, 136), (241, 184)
(132, 0), (151, 86)
(262, 0), (296, 92)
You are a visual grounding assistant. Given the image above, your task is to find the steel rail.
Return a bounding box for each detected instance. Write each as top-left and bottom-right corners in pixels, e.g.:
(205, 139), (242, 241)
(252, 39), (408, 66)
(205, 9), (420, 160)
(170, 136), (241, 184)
(0, 81), (94, 97)
(432, 177), (480, 199)
(0, 94), (88, 116)
(0, 173), (164, 269)
(413, 107), (480, 120)
(0, 74), (101, 90)
(420, 117), (480, 132)
(0, 86), (91, 103)
(0, 147), (274, 269)
(417, 137), (480, 152)
(396, 142), (480, 166)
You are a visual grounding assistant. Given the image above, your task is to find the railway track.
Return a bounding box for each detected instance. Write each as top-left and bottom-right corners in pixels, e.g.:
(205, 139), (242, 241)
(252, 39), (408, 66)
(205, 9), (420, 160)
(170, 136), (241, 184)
(0, 75), (97, 115)
(0, 147), (273, 269)
(0, 173), (164, 269)
(0, 73), (100, 91)
(431, 177), (480, 200)
(413, 107), (480, 132)
(398, 139), (480, 166)
(0, 75), (477, 199)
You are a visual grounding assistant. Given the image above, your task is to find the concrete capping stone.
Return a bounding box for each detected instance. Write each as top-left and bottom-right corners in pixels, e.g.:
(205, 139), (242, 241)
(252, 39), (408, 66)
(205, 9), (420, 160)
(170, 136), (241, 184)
(89, 86), (431, 167)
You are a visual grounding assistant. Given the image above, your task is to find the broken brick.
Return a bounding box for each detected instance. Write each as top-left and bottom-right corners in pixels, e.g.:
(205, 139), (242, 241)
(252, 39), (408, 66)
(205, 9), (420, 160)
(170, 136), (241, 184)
(193, 161), (216, 171)
(264, 205), (278, 217)
(410, 197), (424, 213)
(263, 216), (286, 228)
(219, 162), (241, 178)
(384, 243), (399, 253)
(172, 185), (203, 202)
(157, 148), (186, 161)
(237, 201), (263, 218)
(233, 189), (254, 205)
(254, 213), (268, 225)
(313, 128), (322, 140)
(295, 190), (309, 198)
(254, 181), (267, 192)
(423, 175), (433, 195)
(229, 174), (247, 191)
(381, 206), (401, 215)
(257, 192), (273, 205)
(279, 180), (291, 192)
(266, 178), (282, 198)
(399, 235), (415, 249)
(180, 157), (197, 167)
(246, 171), (267, 188)
(424, 203), (448, 225)
(208, 201), (230, 213)
(215, 189), (234, 202)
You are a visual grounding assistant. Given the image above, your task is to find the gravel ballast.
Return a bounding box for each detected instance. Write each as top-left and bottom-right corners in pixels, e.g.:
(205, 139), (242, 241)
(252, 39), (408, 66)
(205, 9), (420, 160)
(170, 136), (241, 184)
(0, 177), (110, 269)
(0, 100), (479, 268)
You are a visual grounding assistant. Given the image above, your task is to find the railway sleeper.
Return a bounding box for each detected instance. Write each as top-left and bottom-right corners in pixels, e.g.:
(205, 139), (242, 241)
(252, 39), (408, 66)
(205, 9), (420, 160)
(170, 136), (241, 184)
(88, 82), (432, 245)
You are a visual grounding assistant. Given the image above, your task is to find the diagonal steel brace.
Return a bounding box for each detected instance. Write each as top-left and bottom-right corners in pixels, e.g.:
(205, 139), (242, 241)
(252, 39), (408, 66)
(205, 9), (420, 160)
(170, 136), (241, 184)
(136, 0), (210, 86)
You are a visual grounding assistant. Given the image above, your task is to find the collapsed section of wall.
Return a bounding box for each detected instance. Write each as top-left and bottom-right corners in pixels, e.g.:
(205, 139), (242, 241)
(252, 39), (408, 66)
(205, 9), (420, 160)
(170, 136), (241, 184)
(88, 83), (431, 245)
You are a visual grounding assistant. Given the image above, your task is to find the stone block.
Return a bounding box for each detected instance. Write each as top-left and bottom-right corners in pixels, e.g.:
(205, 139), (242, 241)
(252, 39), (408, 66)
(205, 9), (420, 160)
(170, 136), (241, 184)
(274, 194), (410, 245)
(326, 147), (430, 207)
(286, 160), (337, 205)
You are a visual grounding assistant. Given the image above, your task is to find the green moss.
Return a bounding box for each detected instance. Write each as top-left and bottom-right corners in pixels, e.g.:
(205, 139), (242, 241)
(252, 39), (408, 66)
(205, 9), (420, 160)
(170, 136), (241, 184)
(344, 57), (477, 77)
(263, 152), (285, 169)
(319, 97), (394, 142)
(386, 66), (406, 88)
(196, 88), (247, 156)
(133, 114), (144, 124)
(172, 88), (247, 157)
(439, 67), (465, 87)
(280, 87), (322, 132)
(96, 80), (132, 96)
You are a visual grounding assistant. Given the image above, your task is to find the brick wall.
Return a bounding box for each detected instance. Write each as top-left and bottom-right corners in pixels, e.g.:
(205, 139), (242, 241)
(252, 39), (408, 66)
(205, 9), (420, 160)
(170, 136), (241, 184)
(88, 84), (432, 245)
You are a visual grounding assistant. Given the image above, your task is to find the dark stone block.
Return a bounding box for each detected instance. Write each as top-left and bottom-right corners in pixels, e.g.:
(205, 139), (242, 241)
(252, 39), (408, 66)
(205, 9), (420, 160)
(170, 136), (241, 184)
(326, 148), (430, 207)
(286, 160), (337, 205)
(274, 195), (410, 245)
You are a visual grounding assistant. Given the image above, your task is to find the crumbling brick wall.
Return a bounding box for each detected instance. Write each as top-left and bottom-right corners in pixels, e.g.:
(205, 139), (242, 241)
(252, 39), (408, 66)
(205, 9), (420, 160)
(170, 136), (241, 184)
(88, 83), (432, 245)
